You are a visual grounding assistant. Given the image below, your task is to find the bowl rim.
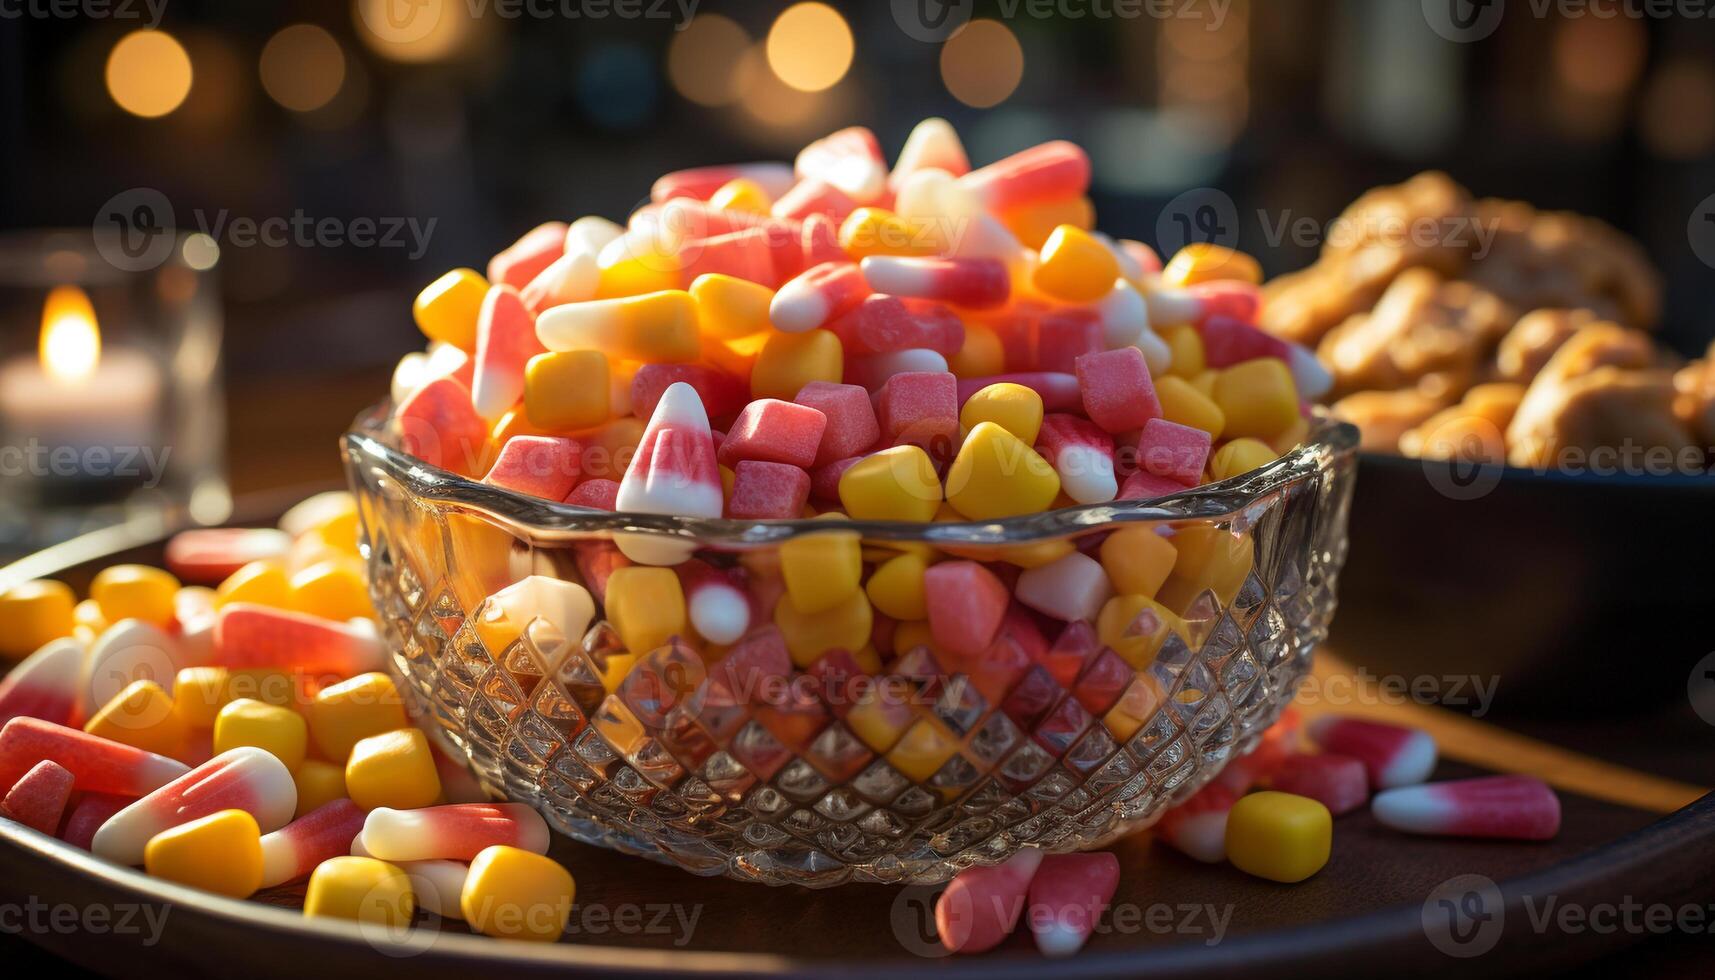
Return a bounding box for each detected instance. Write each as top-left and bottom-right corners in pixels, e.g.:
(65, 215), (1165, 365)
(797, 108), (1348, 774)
(343, 401), (1358, 546)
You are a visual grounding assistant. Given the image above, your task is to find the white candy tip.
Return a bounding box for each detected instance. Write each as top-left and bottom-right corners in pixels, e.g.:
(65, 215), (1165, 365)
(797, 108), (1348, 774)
(1370, 784), (1445, 833)
(1033, 921), (1087, 958)
(650, 381), (710, 430)
(1059, 452), (1118, 505)
(1173, 814), (1228, 864)
(1378, 731), (1438, 789)
(1289, 346), (1333, 400)
(689, 590), (750, 645)
(1134, 330), (1171, 375)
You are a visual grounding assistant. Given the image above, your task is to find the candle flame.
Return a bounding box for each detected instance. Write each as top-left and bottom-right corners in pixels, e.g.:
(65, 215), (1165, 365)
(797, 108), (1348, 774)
(40, 285), (101, 383)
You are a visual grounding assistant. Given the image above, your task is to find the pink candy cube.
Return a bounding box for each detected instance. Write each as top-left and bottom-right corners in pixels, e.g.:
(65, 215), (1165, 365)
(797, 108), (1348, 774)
(727, 460), (812, 520)
(718, 399), (828, 469)
(810, 455), (863, 503)
(1075, 347), (1161, 434)
(632, 363), (748, 421)
(877, 371), (958, 453)
(1134, 418), (1210, 487)
(1201, 315), (1291, 368)
(1, 759), (75, 834)
(1189, 281), (1261, 325)
(566, 478), (620, 510)
(827, 295), (964, 356)
(794, 381), (880, 466)
(395, 376), (489, 476)
(1034, 308), (1104, 375)
(924, 561), (1010, 659)
(482, 435), (583, 500)
(1117, 470), (1187, 501)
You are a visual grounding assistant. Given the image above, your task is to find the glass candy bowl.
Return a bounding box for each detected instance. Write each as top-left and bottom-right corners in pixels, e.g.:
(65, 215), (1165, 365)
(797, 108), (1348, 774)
(343, 405), (1358, 887)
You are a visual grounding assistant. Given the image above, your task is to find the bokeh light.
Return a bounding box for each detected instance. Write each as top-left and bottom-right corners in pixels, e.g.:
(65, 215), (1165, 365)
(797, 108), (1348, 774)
(352, 0), (473, 63)
(1641, 60), (1715, 160)
(105, 30), (193, 118)
(940, 20), (1024, 109)
(1553, 15), (1645, 98)
(668, 14), (750, 107)
(766, 3), (853, 93)
(260, 25), (347, 113)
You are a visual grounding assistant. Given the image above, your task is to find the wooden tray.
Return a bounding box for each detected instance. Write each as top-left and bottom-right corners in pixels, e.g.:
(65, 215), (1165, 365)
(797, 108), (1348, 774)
(3, 497), (1712, 978)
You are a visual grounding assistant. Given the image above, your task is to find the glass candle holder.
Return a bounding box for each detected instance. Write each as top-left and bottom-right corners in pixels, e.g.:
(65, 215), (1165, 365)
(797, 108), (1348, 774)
(0, 229), (227, 559)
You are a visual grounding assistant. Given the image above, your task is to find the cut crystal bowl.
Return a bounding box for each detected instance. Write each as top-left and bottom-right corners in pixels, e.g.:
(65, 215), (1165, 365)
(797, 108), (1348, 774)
(344, 404), (1357, 887)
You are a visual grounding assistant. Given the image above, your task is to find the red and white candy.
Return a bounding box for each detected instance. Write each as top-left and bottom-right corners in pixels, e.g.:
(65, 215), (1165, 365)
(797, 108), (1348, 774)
(0, 718), (187, 799)
(1026, 851), (1120, 957)
(1307, 716), (1437, 789)
(1154, 782), (1238, 863)
(0, 637), (83, 728)
(358, 802), (550, 863)
(92, 746), (296, 865)
(770, 261), (870, 332)
(935, 847), (1044, 954)
(259, 798), (368, 887)
(614, 382), (723, 564)
(1372, 774), (1561, 841)
(212, 604), (383, 677)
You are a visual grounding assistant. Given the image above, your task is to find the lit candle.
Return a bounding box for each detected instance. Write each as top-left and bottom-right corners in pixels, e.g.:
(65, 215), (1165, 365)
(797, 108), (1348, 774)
(0, 285), (163, 468)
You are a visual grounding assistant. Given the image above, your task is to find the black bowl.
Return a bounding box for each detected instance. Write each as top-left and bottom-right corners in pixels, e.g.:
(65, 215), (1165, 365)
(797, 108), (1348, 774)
(1329, 451), (1714, 717)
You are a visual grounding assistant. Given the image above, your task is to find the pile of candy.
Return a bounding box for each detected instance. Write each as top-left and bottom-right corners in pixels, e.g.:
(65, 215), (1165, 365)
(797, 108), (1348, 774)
(0, 494), (579, 942)
(0, 495), (1562, 954)
(390, 117), (1332, 532)
(937, 706), (1560, 955)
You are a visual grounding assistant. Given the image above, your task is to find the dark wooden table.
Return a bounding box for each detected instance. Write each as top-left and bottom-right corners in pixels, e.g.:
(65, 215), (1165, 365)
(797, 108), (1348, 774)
(3, 376), (1713, 976)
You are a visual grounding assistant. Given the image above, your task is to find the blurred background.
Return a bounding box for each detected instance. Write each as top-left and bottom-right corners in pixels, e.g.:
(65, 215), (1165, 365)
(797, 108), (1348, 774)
(1, 0), (1713, 493)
